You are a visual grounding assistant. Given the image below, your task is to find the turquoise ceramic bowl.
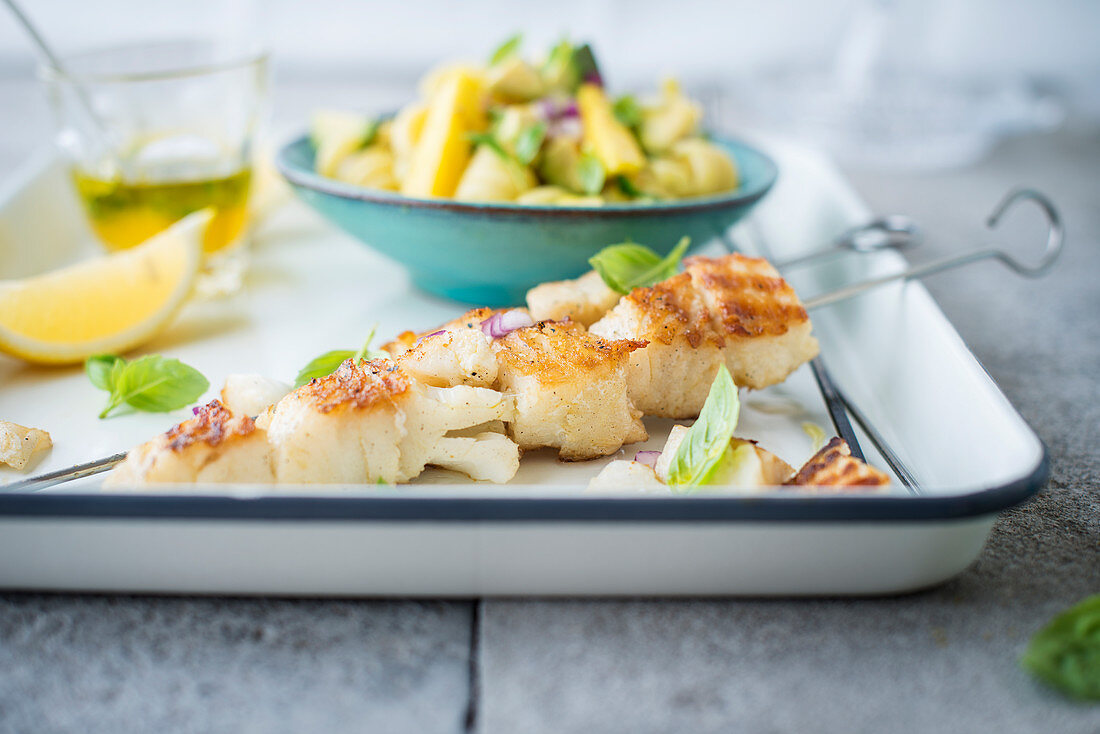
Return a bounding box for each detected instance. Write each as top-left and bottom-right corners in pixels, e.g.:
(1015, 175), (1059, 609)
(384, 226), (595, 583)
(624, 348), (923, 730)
(277, 135), (778, 306)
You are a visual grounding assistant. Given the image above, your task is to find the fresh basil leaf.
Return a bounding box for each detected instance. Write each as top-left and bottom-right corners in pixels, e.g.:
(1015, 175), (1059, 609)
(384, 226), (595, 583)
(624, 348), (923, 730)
(489, 33), (522, 66)
(514, 121), (548, 165)
(294, 350), (356, 388)
(667, 365), (740, 490)
(616, 174), (643, 199)
(85, 354), (122, 392)
(612, 95), (642, 129)
(571, 43), (602, 87)
(95, 355), (208, 418)
(1021, 594), (1100, 700)
(577, 153), (606, 195)
(295, 326), (385, 388)
(588, 236), (691, 294)
(109, 358), (127, 394)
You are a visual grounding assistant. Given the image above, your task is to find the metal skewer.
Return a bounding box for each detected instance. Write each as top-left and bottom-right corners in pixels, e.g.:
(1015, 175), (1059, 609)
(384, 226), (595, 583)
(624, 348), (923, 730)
(775, 215), (920, 271)
(3, 452), (126, 492)
(802, 188), (1063, 311)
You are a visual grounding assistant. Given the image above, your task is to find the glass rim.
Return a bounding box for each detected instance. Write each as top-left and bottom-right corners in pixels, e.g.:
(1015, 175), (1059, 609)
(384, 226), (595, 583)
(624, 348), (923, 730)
(39, 38), (268, 85)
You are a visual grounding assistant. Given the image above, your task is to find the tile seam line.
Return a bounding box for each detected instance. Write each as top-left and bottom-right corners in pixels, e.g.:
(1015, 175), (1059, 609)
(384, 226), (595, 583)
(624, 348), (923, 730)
(463, 598), (482, 733)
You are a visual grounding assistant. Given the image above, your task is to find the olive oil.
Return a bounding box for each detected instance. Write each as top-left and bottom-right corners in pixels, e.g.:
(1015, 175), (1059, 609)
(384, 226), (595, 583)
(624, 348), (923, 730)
(73, 167), (252, 254)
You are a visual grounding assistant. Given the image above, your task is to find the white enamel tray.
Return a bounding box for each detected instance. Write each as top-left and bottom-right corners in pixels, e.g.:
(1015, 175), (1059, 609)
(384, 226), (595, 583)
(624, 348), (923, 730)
(0, 140), (1047, 596)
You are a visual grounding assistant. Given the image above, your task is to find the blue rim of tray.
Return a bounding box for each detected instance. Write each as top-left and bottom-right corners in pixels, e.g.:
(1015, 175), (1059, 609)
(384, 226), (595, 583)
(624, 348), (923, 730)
(0, 444), (1046, 523)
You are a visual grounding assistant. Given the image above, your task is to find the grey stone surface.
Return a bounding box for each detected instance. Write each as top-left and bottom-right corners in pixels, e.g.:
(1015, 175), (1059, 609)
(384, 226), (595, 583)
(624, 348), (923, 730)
(1, 76), (1098, 732)
(0, 596), (473, 734)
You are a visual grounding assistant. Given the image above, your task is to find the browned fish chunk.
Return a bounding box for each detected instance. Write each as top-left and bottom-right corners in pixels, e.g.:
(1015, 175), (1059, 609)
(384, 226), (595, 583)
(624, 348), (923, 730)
(105, 400), (275, 486)
(590, 253), (819, 417)
(265, 359), (515, 484)
(786, 438), (891, 490)
(494, 320), (647, 460)
(388, 309), (648, 460)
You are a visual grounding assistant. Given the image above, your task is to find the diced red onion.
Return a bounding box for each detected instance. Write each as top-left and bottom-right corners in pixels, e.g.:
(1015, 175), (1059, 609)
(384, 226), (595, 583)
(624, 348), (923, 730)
(634, 450), (661, 468)
(540, 96), (579, 121)
(584, 71), (604, 87)
(480, 309), (534, 339)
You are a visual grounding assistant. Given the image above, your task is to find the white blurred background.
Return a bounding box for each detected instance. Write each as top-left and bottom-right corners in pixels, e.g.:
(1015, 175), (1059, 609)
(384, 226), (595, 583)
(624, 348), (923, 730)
(1, 0), (1098, 170)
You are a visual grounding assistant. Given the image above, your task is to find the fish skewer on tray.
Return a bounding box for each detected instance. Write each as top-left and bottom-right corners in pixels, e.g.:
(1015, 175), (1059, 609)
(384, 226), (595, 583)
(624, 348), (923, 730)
(106, 250), (823, 488)
(85, 254), (852, 488)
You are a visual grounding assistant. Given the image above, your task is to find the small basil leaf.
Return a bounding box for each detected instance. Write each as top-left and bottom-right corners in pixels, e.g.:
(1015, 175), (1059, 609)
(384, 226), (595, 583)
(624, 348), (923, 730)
(514, 121), (548, 165)
(667, 365), (740, 490)
(489, 33), (522, 66)
(612, 95), (642, 129)
(1021, 593), (1100, 700)
(571, 43), (603, 87)
(294, 350), (356, 388)
(113, 355), (209, 416)
(577, 153), (606, 195)
(588, 236), (691, 294)
(85, 354), (123, 392)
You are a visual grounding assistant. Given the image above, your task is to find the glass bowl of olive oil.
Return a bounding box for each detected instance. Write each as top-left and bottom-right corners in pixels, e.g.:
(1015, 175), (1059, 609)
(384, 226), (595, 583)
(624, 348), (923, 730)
(42, 40), (267, 257)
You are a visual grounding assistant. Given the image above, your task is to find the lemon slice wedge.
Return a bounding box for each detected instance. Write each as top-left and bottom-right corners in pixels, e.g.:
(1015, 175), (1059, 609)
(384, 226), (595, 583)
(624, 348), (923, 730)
(0, 210), (208, 365)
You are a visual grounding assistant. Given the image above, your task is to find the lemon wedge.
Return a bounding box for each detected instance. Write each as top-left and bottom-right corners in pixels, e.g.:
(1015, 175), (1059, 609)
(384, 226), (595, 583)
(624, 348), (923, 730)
(0, 210), (208, 365)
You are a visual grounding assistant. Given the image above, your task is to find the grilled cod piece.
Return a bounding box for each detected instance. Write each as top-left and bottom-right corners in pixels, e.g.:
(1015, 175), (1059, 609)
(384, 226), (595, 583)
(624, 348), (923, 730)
(107, 361), (520, 487)
(494, 320), (647, 460)
(589, 254), (819, 417)
(105, 400), (276, 486)
(786, 438), (891, 490)
(386, 309), (648, 460)
(262, 359), (516, 483)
